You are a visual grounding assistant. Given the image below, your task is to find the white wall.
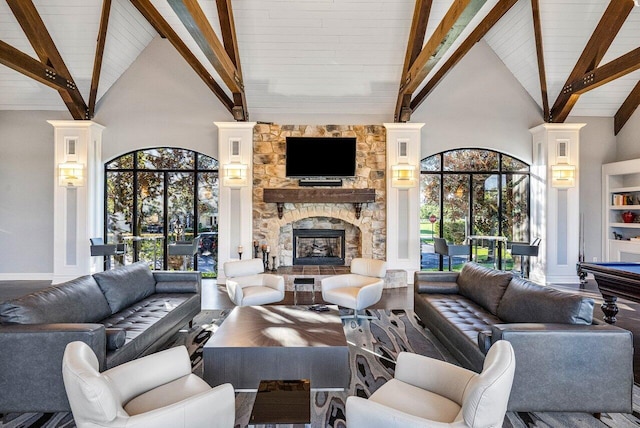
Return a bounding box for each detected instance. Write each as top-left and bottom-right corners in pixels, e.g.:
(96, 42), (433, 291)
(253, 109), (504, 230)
(0, 110), (68, 276)
(94, 36), (231, 162)
(566, 117), (617, 263)
(413, 40), (543, 163)
(615, 107), (640, 161)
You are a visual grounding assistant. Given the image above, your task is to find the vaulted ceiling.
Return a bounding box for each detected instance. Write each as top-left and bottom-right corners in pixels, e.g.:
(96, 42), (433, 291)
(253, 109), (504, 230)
(1, 0), (639, 134)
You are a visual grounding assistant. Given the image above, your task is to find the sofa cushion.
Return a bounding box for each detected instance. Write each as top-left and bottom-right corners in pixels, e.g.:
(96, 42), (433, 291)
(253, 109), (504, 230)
(457, 263), (512, 315)
(93, 262), (156, 314)
(0, 276), (112, 325)
(497, 277), (594, 325)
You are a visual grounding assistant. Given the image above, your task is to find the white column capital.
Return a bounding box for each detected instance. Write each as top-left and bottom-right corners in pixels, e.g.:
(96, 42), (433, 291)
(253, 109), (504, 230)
(383, 122), (425, 131)
(529, 123), (586, 134)
(47, 120), (106, 131)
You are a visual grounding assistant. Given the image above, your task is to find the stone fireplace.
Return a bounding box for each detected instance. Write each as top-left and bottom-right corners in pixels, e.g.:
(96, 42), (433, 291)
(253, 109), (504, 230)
(252, 124), (387, 267)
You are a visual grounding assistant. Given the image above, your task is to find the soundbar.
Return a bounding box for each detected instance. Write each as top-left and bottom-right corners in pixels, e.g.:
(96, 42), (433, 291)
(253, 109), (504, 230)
(298, 179), (343, 187)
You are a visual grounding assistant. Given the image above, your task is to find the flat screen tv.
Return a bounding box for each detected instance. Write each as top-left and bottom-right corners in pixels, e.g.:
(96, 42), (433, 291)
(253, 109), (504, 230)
(285, 137), (357, 178)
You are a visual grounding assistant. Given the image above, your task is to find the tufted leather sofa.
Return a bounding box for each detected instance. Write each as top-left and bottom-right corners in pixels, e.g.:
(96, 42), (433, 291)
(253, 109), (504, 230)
(414, 262), (633, 414)
(0, 261), (201, 413)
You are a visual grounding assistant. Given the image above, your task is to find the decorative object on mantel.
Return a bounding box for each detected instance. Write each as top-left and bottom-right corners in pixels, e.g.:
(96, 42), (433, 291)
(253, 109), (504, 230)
(263, 188), (376, 219)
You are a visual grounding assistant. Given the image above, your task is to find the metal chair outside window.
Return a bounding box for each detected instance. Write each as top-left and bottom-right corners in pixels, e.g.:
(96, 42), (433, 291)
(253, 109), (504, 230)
(89, 238), (125, 270)
(167, 236), (201, 270)
(510, 237), (541, 278)
(433, 237), (469, 271)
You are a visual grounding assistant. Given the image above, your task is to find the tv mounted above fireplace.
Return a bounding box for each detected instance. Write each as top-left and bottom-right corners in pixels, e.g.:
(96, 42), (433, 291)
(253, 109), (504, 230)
(285, 137), (356, 178)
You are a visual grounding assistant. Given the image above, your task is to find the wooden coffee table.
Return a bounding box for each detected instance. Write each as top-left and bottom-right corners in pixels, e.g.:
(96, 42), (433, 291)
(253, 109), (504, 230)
(203, 305), (348, 391)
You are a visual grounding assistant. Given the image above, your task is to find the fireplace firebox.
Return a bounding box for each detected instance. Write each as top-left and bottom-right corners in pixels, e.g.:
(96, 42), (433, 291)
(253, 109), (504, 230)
(293, 229), (345, 265)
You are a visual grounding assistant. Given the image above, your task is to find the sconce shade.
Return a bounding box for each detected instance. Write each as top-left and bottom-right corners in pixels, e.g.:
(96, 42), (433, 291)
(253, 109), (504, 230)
(58, 162), (85, 187)
(391, 164), (417, 188)
(223, 163), (248, 187)
(551, 164), (576, 188)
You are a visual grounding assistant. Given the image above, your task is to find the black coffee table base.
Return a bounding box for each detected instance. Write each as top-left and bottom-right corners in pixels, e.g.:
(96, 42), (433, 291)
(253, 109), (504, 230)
(248, 379), (311, 428)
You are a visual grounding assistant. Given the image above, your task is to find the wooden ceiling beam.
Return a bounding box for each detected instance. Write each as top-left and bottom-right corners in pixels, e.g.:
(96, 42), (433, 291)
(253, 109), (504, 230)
(394, 0), (432, 122)
(88, 0), (112, 119)
(531, 0), (549, 121)
(216, 0), (248, 121)
(168, 0), (242, 94)
(411, 0), (517, 112)
(0, 40), (79, 93)
(129, 0), (234, 114)
(397, 0), (488, 121)
(615, 81), (640, 135)
(565, 47), (640, 95)
(6, 0), (88, 119)
(549, 0), (634, 123)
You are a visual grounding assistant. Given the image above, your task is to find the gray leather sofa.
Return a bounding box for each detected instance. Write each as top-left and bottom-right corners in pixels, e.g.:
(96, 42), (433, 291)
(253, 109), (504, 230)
(414, 262), (633, 414)
(0, 261), (201, 413)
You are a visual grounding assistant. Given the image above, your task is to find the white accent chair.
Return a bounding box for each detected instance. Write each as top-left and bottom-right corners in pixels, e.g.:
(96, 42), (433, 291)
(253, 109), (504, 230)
(223, 258), (285, 306)
(62, 341), (235, 428)
(321, 258), (387, 323)
(346, 340), (516, 428)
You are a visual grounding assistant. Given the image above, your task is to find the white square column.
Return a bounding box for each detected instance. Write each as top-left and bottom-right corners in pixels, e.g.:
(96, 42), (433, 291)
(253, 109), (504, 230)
(48, 120), (105, 283)
(384, 123), (424, 284)
(530, 123), (585, 284)
(215, 121), (256, 283)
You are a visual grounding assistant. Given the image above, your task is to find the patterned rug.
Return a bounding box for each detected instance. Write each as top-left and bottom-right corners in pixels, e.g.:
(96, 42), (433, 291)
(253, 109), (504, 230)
(2, 309), (639, 428)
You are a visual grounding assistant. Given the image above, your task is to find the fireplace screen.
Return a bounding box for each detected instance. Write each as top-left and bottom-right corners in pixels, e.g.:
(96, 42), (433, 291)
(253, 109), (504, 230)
(293, 229), (345, 265)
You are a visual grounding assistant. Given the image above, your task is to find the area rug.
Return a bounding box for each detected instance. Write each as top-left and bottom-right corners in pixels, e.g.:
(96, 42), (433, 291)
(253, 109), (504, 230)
(2, 309), (639, 428)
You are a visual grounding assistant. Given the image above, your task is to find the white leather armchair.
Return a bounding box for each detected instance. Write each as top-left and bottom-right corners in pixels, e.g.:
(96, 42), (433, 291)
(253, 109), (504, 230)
(321, 258), (386, 323)
(62, 341), (235, 428)
(223, 258), (285, 306)
(346, 340), (516, 428)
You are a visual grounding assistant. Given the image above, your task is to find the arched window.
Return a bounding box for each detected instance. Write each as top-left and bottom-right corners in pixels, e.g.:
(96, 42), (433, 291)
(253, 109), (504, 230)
(105, 148), (219, 274)
(420, 149), (530, 271)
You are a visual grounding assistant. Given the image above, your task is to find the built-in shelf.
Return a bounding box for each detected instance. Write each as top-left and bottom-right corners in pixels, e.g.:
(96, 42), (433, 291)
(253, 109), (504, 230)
(604, 159), (640, 261)
(263, 188), (376, 219)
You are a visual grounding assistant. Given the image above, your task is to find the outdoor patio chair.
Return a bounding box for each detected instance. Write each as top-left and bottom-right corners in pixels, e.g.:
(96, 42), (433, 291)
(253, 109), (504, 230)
(89, 238), (125, 270)
(433, 238), (469, 271)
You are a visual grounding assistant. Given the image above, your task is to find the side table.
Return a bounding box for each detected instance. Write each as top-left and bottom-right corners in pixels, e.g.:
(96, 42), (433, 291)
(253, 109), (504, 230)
(293, 277), (315, 305)
(248, 379), (311, 428)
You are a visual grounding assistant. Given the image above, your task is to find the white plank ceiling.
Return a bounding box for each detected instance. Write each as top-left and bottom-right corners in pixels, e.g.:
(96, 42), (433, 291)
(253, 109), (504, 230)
(0, 0), (639, 121)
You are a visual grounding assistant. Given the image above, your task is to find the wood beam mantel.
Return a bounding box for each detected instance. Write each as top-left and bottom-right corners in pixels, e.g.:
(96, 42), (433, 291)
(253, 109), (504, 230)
(263, 188), (376, 219)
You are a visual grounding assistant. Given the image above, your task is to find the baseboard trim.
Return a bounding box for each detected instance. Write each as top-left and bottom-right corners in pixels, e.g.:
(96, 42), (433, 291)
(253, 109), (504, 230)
(0, 273), (53, 281)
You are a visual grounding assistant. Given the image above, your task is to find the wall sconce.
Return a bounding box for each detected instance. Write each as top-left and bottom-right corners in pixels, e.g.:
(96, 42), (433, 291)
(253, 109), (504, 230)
(58, 162), (85, 187)
(391, 164), (417, 188)
(223, 163), (248, 187)
(551, 164), (576, 188)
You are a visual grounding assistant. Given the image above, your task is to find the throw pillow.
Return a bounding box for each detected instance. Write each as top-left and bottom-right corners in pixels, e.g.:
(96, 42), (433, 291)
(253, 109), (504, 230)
(93, 262), (156, 314)
(457, 262), (512, 315)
